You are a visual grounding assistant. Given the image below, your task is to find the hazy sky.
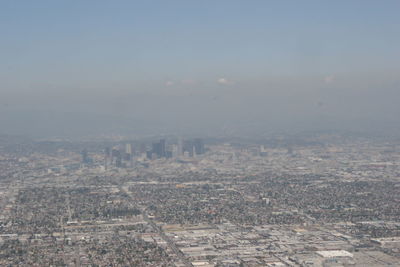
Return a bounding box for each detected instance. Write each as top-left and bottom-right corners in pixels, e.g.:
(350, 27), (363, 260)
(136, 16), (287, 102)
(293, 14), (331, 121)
(1, 1), (400, 137)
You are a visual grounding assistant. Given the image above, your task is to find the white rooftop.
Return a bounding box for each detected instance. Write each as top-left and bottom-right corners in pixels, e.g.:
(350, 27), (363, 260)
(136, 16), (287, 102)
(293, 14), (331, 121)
(316, 250), (353, 258)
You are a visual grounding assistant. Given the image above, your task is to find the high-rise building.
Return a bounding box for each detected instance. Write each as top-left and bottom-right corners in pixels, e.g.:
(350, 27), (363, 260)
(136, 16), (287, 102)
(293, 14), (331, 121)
(125, 143), (132, 161)
(111, 147), (120, 167)
(151, 139), (166, 158)
(159, 139), (166, 158)
(104, 147), (111, 170)
(194, 138), (205, 155)
(115, 154), (122, 167)
(81, 149), (90, 164)
(152, 142), (161, 158)
(183, 139), (205, 157)
(171, 144), (179, 158)
(183, 140), (193, 157)
(125, 143), (132, 155)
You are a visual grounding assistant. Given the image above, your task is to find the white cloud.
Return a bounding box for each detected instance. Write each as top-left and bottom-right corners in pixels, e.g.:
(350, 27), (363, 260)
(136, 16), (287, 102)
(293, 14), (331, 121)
(217, 78), (233, 85)
(165, 80), (174, 87)
(324, 75), (335, 84)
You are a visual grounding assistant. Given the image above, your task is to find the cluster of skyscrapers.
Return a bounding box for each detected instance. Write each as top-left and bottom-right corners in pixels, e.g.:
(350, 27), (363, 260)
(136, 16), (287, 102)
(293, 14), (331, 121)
(90, 138), (206, 169)
(148, 138), (204, 159)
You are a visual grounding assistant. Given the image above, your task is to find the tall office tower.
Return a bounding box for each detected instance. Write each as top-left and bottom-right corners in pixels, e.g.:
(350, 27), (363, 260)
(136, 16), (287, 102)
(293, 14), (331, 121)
(151, 139), (166, 158)
(159, 139), (166, 158)
(125, 143), (132, 155)
(111, 147), (120, 166)
(171, 144), (179, 158)
(184, 140), (194, 157)
(152, 142), (161, 158)
(81, 149), (89, 164)
(115, 154), (122, 168)
(191, 145), (196, 157)
(125, 143), (132, 161)
(104, 147), (111, 170)
(194, 138), (205, 155)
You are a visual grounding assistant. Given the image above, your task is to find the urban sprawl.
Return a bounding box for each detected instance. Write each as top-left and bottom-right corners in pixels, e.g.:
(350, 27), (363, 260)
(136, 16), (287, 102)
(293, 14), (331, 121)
(0, 134), (399, 266)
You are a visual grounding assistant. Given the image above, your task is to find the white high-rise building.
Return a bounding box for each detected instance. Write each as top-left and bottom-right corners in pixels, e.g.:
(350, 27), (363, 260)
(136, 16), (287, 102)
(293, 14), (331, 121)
(125, 143), (132, 155)
(171, 144), (179, 158)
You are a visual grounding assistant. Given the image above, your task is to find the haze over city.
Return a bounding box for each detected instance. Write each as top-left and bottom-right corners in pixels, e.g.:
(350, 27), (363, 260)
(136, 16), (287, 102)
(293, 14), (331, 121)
(1, 2), (400, 267)
(1, 1), (400, 137)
